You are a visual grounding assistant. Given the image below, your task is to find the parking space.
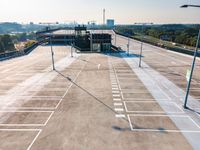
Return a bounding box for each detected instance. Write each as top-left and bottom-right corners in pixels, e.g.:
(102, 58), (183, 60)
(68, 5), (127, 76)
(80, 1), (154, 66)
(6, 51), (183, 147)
(124, 101), (182, 113)
(0, 111), (53, 126)
(0, 129), (41, 150)
(128, 114), (200, 132)
(0, 99), (59, 110)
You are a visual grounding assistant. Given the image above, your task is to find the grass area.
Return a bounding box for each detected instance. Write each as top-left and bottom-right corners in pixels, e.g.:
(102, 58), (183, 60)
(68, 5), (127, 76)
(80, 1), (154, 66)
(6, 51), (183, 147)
(132, 34), (195, 52)
(115, 29), (199, 56)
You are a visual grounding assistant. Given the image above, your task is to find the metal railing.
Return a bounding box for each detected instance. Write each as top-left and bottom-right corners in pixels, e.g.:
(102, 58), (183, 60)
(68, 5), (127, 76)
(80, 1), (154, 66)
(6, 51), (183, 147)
(0, 43), (38, 61)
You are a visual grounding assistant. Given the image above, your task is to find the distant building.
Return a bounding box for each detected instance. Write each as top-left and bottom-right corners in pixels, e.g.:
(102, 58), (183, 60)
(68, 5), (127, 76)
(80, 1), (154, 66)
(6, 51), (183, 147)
(87, 21), (96, 28)
(106, 19), (114, 27)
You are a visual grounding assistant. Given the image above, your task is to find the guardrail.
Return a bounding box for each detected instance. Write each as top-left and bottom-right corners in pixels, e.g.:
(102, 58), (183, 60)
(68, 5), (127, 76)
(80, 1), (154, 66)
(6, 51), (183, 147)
(113, 30), (200, 57)
(36, 28), (61, 35)
(0, 43), (38, 61)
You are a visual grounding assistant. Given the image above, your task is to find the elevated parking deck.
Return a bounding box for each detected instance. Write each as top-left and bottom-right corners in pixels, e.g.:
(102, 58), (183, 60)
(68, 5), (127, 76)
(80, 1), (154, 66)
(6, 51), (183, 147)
(0, 30), (200, 150)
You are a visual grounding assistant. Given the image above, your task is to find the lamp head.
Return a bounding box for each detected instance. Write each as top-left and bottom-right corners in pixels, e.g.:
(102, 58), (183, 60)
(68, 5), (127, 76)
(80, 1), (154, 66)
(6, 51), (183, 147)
(180, 5), (188, 8)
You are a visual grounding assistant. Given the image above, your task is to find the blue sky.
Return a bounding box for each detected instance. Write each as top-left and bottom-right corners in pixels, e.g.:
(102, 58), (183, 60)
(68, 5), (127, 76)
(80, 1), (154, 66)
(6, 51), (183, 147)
(0, 0), (199, 24)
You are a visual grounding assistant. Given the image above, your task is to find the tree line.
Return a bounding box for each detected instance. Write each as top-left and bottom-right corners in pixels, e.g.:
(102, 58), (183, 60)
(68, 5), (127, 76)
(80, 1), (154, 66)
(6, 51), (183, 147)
(0, 35), (15, 53)
(0, 32), (36, 53)
(115, 24), (200, 47)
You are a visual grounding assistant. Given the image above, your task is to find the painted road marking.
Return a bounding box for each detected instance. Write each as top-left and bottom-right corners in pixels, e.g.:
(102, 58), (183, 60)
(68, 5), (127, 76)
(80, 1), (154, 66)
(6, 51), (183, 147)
(115, 108), (124, 112)
(113, 98), (122, 101)
(112, 83), (117, 85)
(112, 85), (118, 87)
(113, 94), (121, 97)
(115, 114), (126, 118)
(98, 64), (101, 70)
(114, 103), (123, 106)
(27, 129), (42, 150)
(112, 91), (120, 94)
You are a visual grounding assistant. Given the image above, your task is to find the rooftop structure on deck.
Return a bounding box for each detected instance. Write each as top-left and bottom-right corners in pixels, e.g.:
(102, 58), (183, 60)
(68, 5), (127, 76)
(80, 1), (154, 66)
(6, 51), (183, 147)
(36, 25), (112, 52)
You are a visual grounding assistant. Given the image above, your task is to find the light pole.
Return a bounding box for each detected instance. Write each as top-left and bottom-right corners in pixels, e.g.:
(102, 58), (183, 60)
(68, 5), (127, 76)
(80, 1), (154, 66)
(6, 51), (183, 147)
(139, 25), (144, 67)
(71, 42), (74, 57)
(181, 4), (200, 8)
(184, 30), (200, 108)
(115, 33), (117, 46)
(127, 35), (130, 56)
(180, 4), (200, 109)
(39, 22), (58, 71)
(135, 23), (153, 67)
(50, 36), (55, 70)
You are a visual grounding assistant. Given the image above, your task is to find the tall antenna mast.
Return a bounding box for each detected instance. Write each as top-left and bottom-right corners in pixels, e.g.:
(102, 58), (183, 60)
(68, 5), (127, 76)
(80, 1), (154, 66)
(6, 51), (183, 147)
(103, 8), (105, 25)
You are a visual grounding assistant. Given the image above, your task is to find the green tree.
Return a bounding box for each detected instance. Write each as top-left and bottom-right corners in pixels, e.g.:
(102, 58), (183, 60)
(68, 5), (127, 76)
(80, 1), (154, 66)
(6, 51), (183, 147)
(0, 34), (15, 52)
(0, 41), (5, 53)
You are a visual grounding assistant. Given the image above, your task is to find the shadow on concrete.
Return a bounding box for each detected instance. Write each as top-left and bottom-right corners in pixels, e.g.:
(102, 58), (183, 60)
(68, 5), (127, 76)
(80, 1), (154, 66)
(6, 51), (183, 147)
(55, 69), (129, 124)
(76, 58), (99, 66)
(112, 125), (168, 133)
(103, 51), (143, 58)
(134, 125), (168, 133)
(157, 128), (168, 133)
(186, 106), (200, 115)
(112, 126), (131, 132)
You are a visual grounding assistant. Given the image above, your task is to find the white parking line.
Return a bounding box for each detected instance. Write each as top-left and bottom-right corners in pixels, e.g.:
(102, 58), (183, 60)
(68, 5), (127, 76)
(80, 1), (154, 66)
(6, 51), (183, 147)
(112, 83), (117, 85)
(27, 129), (42, 150)
(0, 107), (57, 110)
(115, 108), (124, 112)
(112, 91), (120, 94)
(115, 114), (126, 118)
(114, 103), (123, 106)
(0, 129), (41, 131)
(112, 85), (118, 88)
(113, 98), (122, 101)
(113, 94), (121, 97)
(98, 64), (101, 70)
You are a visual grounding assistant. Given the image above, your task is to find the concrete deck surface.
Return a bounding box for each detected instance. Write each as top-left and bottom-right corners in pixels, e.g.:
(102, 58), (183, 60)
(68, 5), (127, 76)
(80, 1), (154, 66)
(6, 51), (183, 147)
(0, 31), (200, 150)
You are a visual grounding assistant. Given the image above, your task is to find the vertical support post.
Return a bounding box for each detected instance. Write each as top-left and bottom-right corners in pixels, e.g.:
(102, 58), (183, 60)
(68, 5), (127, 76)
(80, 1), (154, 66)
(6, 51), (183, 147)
(139, 25), (144, 67)
(184, 30), (200, 109)
(71, 43), (73, 57)
(103, 8), (105, 25)
(127, 36), (130, 56)
(115, 33), (117, 46)
(50, 36), (55, 70)
(90, 34), (93, 52)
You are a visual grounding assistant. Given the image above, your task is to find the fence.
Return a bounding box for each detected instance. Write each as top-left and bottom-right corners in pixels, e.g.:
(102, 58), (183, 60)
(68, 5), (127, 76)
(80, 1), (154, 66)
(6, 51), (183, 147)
(0, 43), (38, 61)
